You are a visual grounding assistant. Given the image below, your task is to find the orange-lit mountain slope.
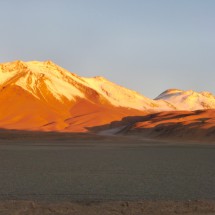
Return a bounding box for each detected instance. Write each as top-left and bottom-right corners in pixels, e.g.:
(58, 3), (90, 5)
(0, 60), (148, 131)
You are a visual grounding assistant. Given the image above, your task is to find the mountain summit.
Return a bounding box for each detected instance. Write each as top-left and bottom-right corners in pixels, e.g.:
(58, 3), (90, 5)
(0, 60), (215, 132)
(155, 88), (215, 110)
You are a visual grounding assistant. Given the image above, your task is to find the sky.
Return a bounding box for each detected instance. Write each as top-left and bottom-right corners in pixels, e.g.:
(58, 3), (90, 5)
(0, 0), (214, 98)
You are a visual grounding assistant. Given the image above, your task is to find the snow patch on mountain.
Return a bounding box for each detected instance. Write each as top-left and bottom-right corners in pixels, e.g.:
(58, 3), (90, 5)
(82, 76), (156, 110)
(0, 65), (19, 85)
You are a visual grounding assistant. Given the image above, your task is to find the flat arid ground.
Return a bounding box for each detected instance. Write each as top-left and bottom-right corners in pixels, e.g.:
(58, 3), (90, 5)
(0, 130), (215, 214)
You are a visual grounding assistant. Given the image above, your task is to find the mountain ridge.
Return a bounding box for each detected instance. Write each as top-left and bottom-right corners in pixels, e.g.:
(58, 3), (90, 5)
(0, 60), (215, 132)
(0, 60), (173, 111)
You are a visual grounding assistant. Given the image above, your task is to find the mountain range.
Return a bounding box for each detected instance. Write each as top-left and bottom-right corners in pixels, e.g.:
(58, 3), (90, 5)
(0, 60), (215, 136)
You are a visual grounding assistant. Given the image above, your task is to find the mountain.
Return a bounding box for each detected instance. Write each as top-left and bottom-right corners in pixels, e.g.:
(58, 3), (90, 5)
(0, 60), (172, 110)
(155, 89), (215, 110)
(0, 60), (215, 132)
(0, 60), (163, 131)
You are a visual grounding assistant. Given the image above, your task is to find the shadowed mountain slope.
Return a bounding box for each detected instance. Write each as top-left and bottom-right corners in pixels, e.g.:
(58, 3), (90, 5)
(117, 110), (215, 141)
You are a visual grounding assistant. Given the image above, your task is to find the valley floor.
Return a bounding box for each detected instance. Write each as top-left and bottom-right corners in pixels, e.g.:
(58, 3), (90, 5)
(0, 131), (215, 214)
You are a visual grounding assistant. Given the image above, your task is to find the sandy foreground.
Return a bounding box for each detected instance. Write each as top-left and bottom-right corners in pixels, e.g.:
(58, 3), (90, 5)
(0, 200), (215, 215)
(0, 130), (215, 214)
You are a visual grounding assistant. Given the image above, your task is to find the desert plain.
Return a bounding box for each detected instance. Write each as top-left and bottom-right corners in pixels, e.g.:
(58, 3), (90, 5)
(0, 130), (215, 215)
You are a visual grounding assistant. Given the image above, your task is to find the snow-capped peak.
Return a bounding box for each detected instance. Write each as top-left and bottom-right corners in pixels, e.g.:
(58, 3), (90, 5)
(0, 60), (166, 111)
(155, 89), (184, 100)
(155, 88), (215, 110)
(0, 60), (86, 101)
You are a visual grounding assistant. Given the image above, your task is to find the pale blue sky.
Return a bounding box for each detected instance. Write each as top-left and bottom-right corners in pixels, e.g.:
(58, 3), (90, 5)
(0, 0), (214, 98)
